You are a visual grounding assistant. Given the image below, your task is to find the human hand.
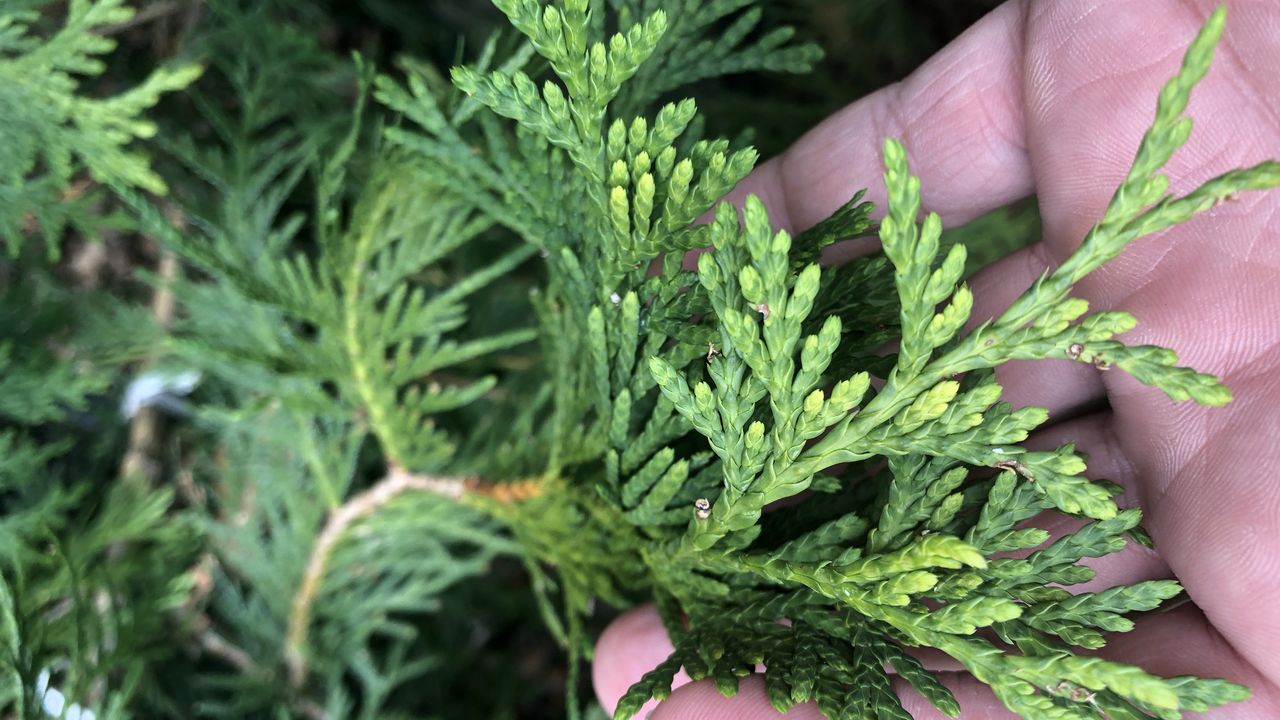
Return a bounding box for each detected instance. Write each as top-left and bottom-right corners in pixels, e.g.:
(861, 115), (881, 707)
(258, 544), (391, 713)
(592, 1), (1280, 717)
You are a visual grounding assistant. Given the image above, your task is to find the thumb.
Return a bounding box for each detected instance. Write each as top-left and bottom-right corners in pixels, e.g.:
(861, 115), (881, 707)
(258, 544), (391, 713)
(725, 0), (1033, 235)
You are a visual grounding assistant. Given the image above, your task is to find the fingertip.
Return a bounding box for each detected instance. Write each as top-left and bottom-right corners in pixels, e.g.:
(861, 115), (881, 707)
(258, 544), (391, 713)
(651, 676), (825, 720)
(593, 604), (689, 718)
(891, 673), (1016, 720)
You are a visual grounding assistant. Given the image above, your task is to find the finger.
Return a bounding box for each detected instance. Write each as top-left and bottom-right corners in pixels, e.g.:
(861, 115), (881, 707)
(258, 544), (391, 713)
(895, 603), (1280, 720)
(1138, 349), (1280, 685)
(1022, 0), (1280, 284)
(726, 0), (1034, 234)
(593, 604), (691, 718)
(893, 672), (1014, 720)
(651, 676), (825, 720)
(1017, 0), (1280, 416)
(646, 607), (1280, 720)
(1095, 603), (1280, 719)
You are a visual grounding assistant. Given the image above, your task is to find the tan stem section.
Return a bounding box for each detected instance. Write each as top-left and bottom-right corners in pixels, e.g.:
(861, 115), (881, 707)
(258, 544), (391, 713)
(283, 467), (469, 690)
(120, 249), (180, 484)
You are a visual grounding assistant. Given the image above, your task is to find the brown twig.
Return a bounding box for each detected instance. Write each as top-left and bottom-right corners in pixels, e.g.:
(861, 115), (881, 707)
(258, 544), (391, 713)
(195, 625), (327, 720)
(119, 246), (181, 485)
(22, 178), (96, 236)
(197, 628), (260, 676)
(283, 467), (470, 690)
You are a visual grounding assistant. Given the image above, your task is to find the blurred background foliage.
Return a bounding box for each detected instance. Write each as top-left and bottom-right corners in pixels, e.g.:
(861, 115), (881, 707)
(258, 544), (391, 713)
(0, 1), (1038, 718)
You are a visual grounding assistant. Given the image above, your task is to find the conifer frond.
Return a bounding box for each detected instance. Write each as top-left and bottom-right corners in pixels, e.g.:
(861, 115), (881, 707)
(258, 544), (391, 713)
(130, 84), (536, 475)
(0, 0), (200, 256)
(109, 19), (543, 711)
(617, 6), (1274, 718)
(375, 3), (1276, 718)
(0, 479), (197, 719)
(0, 261), (191, 719)
(2, 2), (1274, 718)
(611, 0), (824, 114)
(187, 409), (514, 717)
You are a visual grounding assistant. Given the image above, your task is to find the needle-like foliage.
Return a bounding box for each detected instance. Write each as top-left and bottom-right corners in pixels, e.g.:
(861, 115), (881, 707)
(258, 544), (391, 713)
(377, 3), (1275, 719)
(112, 12), (538, 711)
(0, 0), (199, 257)
(0, 1), (1276, 718)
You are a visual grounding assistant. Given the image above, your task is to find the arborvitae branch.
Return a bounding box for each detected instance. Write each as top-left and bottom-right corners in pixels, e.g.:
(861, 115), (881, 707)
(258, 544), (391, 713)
(0, 0), (200, 256)
(284, 466), (470, 689)
(4, 2), (1272, 718)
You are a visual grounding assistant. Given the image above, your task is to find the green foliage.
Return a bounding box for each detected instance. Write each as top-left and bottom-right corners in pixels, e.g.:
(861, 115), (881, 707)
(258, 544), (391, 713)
(0, 270), (193, 719)
(111, 10), (543, 712)
(184, 409), (517, 719)
(0, 1), (1275, 719)
(606, 6), (1275, 719)
(0, 0), (199, 256)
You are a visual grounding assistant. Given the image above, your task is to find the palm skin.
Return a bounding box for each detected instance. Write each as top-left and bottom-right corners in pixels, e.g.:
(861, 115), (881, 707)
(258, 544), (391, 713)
(591, 1), (1280, 717)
